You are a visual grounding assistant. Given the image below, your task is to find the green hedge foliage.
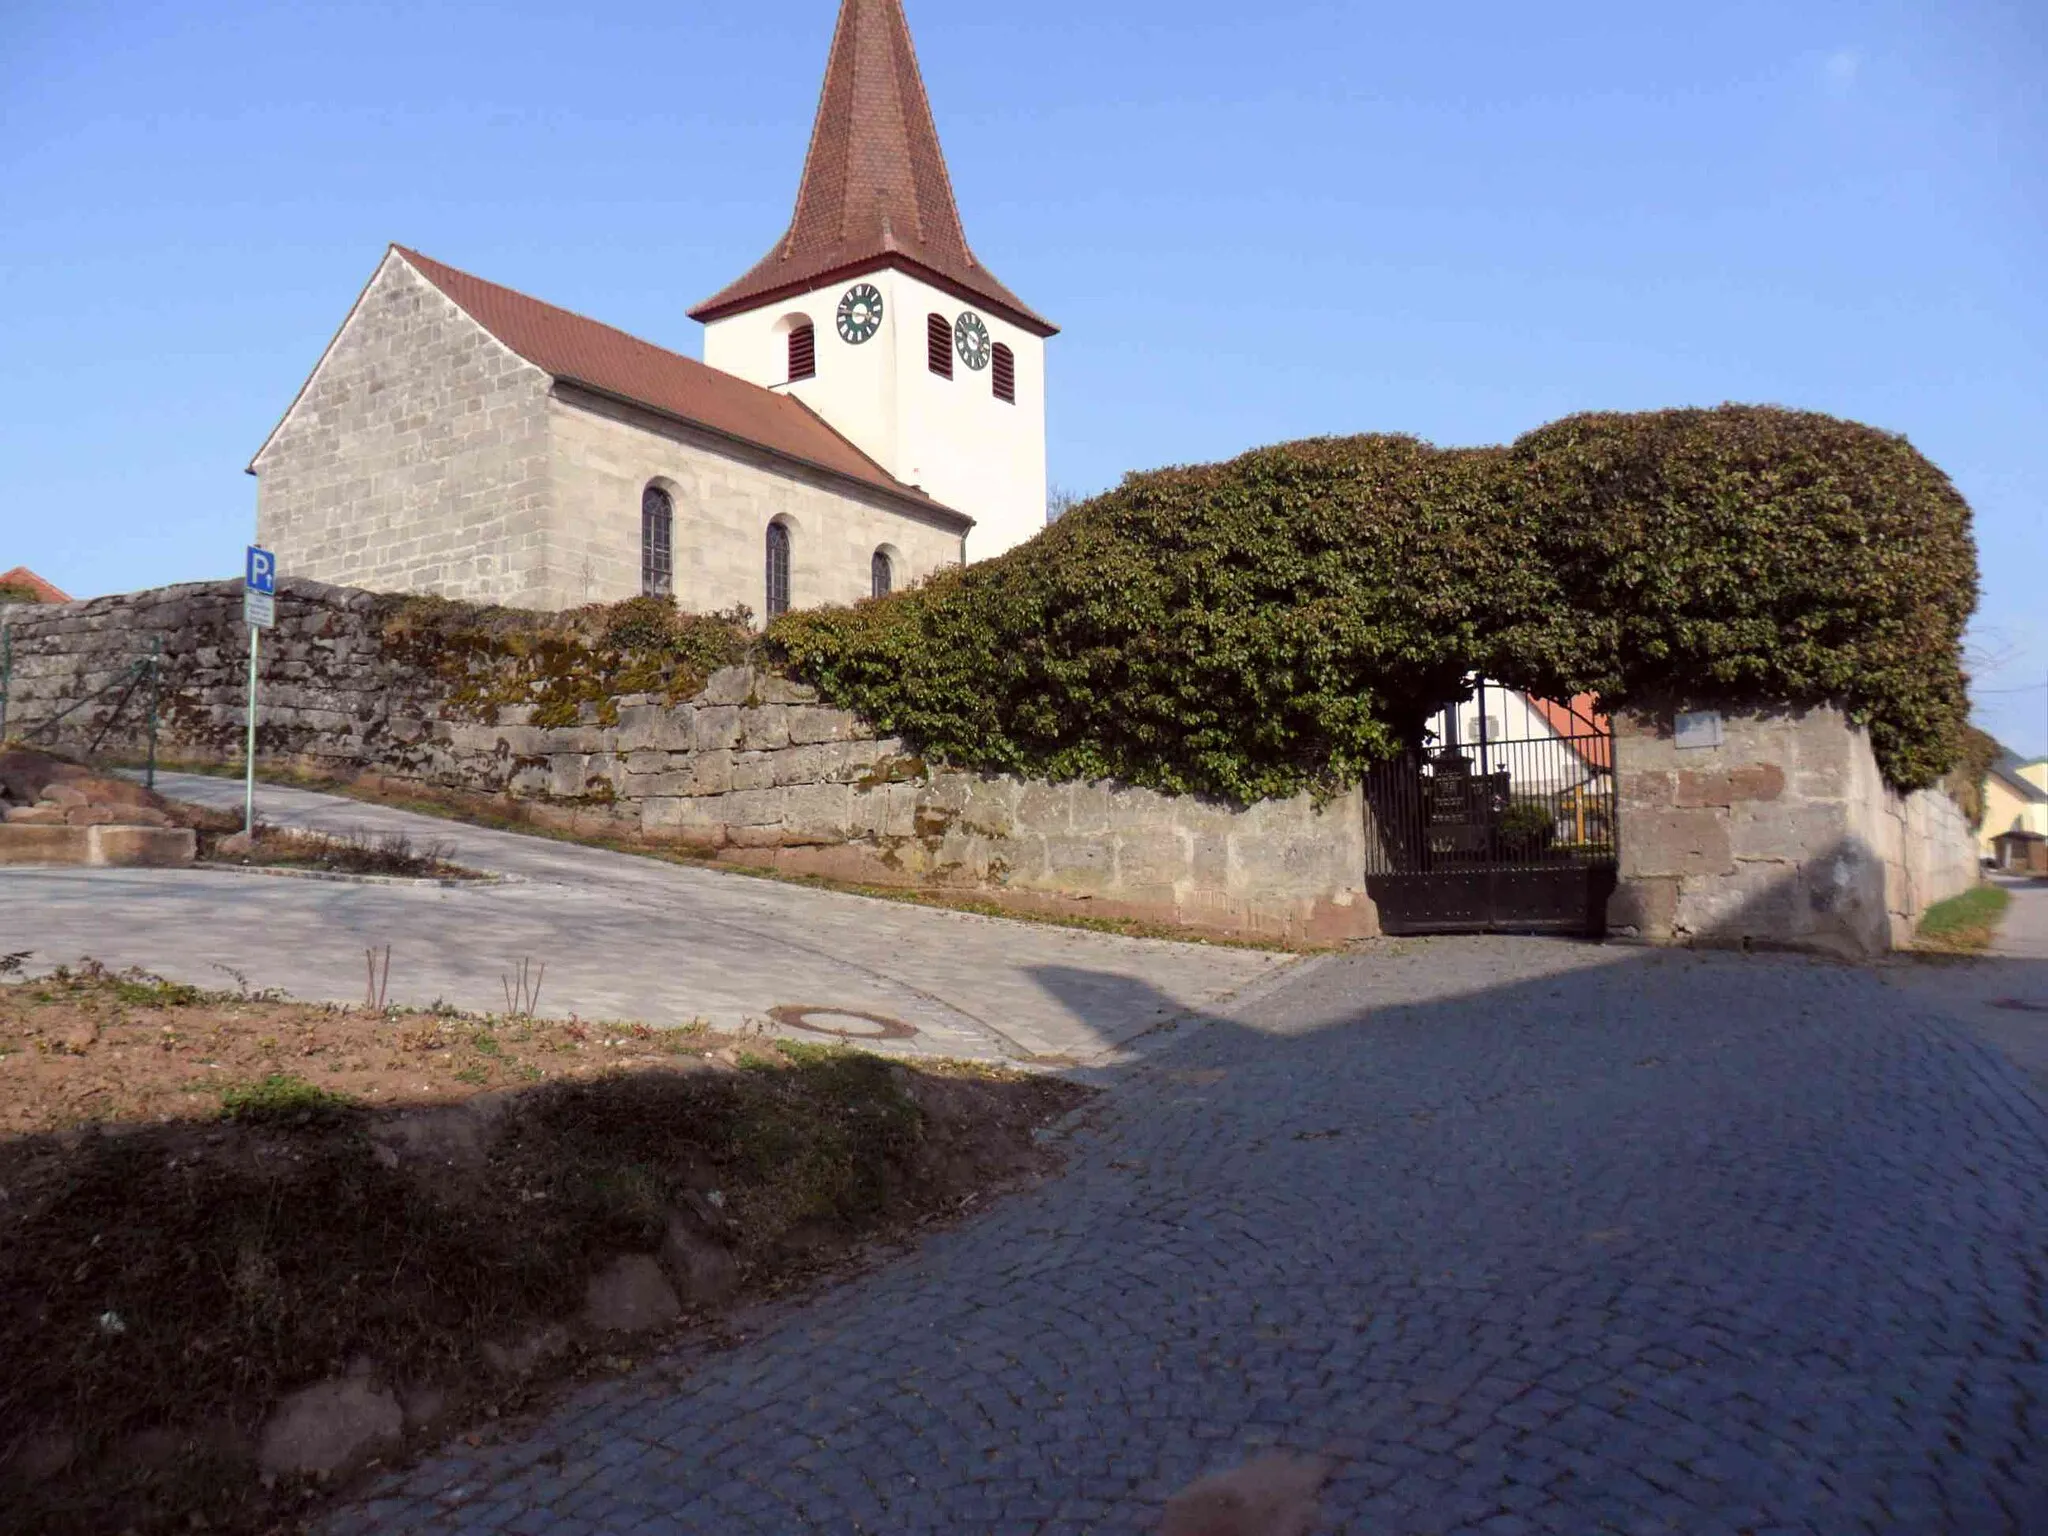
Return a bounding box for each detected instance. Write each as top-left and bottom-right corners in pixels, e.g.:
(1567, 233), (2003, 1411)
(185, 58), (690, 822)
(771, 406), (1976, 800)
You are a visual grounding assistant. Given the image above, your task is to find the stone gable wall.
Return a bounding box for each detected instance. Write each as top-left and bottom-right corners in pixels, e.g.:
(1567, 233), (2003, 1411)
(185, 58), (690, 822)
(0, 579), (1375, 943)
(253, 253), (557, 608)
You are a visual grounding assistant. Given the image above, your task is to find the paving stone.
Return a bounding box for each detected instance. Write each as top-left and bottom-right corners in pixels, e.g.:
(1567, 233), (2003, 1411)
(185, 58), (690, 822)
(296, 937), (2048, 1534)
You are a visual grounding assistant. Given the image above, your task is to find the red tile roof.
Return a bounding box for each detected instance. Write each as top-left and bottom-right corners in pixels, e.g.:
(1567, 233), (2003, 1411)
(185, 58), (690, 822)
(1529, 694), (1613, 771)
(0, 567), (70, 603)
(689, 0), (1055, 336)
(395, 248), (967, 526)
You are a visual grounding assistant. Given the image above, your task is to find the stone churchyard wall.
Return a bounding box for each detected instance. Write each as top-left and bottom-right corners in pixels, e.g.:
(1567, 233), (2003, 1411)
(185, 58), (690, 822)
(0, 580), (1376, 943)
(1606, 704), (1980, 959)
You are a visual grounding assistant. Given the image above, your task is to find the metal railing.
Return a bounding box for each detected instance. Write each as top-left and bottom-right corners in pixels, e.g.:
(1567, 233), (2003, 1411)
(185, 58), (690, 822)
(0, 629), (163, 790)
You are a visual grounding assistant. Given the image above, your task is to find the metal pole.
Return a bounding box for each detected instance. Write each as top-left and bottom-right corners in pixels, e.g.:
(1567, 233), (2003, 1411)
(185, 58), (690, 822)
(244, 623), (259, 836)
(145, 636), (161, 792)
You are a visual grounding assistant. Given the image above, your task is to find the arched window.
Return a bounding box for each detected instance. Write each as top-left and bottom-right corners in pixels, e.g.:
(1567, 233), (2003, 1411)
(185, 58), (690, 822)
(926, 312), (953, 378)
(641, 485), (673, 597)
(871, 548), (893, 599)
(765, 521), (792, 619)
(787, 321), (816, 383)
(991, 343), (1016, 404)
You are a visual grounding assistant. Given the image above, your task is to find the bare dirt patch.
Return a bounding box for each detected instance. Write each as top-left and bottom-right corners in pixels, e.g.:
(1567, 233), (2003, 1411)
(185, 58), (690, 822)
(0, 963), (1089, 1536)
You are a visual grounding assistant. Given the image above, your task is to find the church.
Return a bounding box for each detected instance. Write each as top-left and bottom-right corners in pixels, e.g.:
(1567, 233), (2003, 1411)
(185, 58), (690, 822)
(249, 0), (1054, 619)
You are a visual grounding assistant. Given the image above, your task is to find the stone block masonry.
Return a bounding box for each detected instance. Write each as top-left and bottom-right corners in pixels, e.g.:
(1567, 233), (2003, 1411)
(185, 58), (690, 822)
(0, 579), (1377, 943)
(1608, 703), (1979, 958)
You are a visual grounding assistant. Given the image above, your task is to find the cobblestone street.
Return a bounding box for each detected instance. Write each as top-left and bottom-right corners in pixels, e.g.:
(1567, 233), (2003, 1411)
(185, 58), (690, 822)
(330, 938), (2048, 1535)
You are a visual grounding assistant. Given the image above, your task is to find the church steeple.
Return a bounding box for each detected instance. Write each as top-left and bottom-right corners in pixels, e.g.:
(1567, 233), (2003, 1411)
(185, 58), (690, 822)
(690, 0), (1054, 336)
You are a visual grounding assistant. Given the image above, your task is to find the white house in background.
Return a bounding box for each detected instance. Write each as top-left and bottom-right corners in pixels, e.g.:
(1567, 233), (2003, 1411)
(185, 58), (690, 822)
(250, 0), (1054, 617)
(1424, 682), (1611, 797)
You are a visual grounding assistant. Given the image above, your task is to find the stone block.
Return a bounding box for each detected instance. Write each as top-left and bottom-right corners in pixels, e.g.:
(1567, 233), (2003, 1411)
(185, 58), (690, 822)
(782, 782), (854, 843)
(643, 752), (733, 797)
(1727, 801), (1848, 863)
(770, 741), (853, 786)
(1623, 808), (1733, 879)
(1675, 763), (1787, 808)
(697, 666), (756, 707)
(1607, 876), (1679, 940)
(754, 673), (817, 705)
(1189, 827), (1233, 892)
(961, 776), (1018, 837)
(728, 751), (776, 792)
(0, 825), (93, 865)
(640, 798), (728, 847)
(1116, 830), (1187, 890)
(693, 706), (741, 752)
(1066, 783), (1118, 836)
(259, 1373), (404, 1478)
(547, 753), (592, 799)
(1042, 835), (1113, 886)
(1616, 770), (1675, 812)
(581, 1255), (681, 1333)
(613, 703), (666, 753)
(719, 788), (787, 827)
(787, 706), (863, 746)
(882, 783), (921, 839)
(737, 706), (791, 751)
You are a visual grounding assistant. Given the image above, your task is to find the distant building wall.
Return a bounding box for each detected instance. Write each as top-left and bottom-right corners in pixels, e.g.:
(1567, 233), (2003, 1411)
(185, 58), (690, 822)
(545, 390), (965, 616)
(1608, 704), (1979, 958)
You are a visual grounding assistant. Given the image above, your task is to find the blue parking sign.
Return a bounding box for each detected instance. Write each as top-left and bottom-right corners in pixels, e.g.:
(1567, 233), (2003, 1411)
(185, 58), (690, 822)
(246, 546), (277, 595)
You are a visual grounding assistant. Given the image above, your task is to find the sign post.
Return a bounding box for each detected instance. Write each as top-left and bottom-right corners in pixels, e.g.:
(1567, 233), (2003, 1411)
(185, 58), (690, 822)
(243, 547), (277, 836)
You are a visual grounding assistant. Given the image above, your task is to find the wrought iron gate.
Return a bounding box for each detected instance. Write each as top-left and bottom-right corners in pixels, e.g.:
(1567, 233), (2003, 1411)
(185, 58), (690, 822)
(1364, 688), (1617, 936)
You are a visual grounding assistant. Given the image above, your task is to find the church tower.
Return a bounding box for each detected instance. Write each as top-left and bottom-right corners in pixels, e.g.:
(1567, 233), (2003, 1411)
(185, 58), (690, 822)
(692, 0), (1055, 561)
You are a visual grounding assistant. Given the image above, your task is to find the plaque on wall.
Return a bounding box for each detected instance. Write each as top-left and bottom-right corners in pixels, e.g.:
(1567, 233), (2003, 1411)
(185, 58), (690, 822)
(1674, 710), (1724, 751)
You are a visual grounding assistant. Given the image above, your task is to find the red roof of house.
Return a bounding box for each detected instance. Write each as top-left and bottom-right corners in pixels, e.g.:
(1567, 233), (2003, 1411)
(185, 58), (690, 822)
(689, 0), (1054, 336)
(1529, 694), (1613, 771)
(393, 248), (967, 527)
(0, 567), (70, 603)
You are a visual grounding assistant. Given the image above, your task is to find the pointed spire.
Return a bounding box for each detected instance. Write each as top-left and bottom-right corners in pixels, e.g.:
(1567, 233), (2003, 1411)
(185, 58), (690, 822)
(691, 0), (1053, 335)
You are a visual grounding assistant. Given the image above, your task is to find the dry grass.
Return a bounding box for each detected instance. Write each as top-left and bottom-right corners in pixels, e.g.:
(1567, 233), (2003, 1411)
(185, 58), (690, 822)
(0, 965), (1089, 1536)
(216, 824), (481, 880)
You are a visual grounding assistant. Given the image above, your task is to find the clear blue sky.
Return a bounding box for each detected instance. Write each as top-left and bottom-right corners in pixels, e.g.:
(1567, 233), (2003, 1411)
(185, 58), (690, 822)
(4, 0), (2043, 753)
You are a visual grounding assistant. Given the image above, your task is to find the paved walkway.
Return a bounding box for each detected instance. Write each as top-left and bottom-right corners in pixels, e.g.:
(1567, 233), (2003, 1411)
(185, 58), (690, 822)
(1988, 874), (2048, 960)
(0, 774), (1293, 1064)
(329, 938), (2048, 1536)
(1886, 877), (2048, 1089)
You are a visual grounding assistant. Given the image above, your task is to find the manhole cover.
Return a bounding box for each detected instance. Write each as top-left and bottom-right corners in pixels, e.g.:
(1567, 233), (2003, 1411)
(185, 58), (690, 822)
(768, 1005), (917, 1041)
(1991, 997), (2048, 1015)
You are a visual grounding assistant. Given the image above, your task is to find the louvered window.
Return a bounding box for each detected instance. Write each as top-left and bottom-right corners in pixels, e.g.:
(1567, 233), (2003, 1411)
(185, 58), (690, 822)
(787, 322), (816, 382)
(872, 548), (893, 599)
(991, 343), (1016, 404)
(641, 485), (674, 597)
(926, 313), (953, 378)
(765, 521), (792, 619)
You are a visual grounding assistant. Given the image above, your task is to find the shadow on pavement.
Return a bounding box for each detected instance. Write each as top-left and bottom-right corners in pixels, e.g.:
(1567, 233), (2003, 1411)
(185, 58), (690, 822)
(317, 937), (2048, 1535)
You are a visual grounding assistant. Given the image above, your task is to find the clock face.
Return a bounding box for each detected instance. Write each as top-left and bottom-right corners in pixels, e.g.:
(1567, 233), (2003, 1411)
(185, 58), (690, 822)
(954, 311), (992, 371)
(837, 283), (883, 344)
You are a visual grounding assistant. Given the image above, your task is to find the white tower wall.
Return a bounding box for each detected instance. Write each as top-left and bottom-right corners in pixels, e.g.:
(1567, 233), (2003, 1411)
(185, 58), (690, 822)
(702, 267), (1046, 562)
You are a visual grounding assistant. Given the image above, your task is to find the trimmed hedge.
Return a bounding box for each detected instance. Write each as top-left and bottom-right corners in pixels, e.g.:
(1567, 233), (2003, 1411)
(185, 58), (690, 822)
(771, 406), (1976, 800)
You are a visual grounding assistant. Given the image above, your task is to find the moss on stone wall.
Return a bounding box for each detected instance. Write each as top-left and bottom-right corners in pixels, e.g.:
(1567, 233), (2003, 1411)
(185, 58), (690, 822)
(378, 595), (753, 729)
